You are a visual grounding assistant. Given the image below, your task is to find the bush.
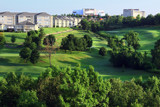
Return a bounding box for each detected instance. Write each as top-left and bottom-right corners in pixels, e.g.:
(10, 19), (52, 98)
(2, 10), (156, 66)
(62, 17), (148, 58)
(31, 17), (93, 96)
(99, 47), (107, 56)
(11, 35), (16, 43)
(19, 47), (32, 62)
(0, 32), (6, 48)
(61, 34), (92, 51)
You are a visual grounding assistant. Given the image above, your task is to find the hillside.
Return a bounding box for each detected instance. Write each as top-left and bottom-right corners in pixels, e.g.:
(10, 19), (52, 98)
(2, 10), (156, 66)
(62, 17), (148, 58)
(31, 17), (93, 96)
(99, 26), (160, 52)
(0, 27), (158, 80)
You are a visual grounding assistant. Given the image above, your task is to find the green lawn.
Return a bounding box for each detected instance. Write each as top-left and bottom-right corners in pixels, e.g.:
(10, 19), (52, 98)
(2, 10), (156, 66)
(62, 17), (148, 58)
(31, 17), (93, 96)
(43, 27), (72, 34)
(0, 28), (158, 80)
(2, 28), (72, 44)
(4, 32), (27, 44)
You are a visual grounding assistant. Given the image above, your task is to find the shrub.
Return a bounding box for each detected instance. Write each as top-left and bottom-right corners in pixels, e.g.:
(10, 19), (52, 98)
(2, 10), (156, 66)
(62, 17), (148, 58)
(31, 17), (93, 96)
(99, 47), (107, 56)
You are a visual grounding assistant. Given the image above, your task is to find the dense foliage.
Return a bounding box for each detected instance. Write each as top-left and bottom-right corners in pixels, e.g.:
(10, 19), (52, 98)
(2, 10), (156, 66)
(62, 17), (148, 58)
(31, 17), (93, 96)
(108, 31), (152, 70)
(11, 35), (16, 43)
(0, 32), (5, 48)
(0, 66), (160, 106)
(151, 39), (160, 69)
(43, 34), (56, 46)
(99, 47), (107, 56)
(80, 13), (160, 32)
(19, 29), (43, 64)
(61, 34), (92, 51)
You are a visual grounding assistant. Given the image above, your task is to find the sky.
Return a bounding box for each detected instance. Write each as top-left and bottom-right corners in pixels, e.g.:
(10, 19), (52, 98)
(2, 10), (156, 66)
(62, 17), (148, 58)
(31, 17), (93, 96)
(1, 0), (160, 16)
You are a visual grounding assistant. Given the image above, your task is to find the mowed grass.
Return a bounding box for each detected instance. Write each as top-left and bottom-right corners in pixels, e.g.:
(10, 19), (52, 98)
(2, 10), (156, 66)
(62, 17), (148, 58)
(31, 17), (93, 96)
(0, 28), (157, 80)
(2, 28), (72, 44)
(4, 32), (27, 44)
(99, 26), (160, 52)
(43, 27), (72, 34)
(0, 49), (155, 81)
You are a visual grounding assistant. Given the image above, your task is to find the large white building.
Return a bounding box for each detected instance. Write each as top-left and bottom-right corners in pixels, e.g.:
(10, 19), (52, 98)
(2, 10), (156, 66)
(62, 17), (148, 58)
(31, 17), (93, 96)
(73, 8), (105, 16)
(122, 9), (145, 18)
(0, 11), (53, 32)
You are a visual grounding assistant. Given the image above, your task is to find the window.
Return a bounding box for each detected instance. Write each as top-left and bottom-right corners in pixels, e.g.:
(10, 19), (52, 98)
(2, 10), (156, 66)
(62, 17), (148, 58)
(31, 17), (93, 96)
(8, 18), (12, 20)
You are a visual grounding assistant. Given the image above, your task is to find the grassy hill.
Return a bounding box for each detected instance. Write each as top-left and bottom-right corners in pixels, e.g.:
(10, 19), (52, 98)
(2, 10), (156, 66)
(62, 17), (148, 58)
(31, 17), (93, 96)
(99, 26), (160, 52)
(0, 27), (159, 80)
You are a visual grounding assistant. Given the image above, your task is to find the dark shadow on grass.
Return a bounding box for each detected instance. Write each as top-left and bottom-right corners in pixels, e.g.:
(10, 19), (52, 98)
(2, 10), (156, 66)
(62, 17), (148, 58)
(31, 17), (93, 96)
(0, 58), (27, 66)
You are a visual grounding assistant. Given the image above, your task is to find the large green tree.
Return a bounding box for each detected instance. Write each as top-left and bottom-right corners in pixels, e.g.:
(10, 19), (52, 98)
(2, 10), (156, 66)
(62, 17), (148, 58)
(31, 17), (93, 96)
(80, 19), (91, 30)
(37, 65), (111, 107)
(43, 34), (56, 46)
(30, 49), (40, 64)
(19, 47), (32, 62)
(124, 31), (140, 50)
(151, 39), (160, 68)
(84, 34), (93, 48)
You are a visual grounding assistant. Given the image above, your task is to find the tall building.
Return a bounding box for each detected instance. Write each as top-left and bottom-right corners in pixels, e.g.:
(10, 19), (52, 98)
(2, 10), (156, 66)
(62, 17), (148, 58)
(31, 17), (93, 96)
(73, 8), (105, 16)
(123, 9), (145, 18)
(0, 11), (53, 32)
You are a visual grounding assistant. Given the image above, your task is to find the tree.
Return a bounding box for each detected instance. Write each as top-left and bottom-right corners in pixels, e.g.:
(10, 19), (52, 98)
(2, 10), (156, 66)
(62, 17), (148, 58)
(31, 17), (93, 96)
(151, 39), (160, 68)
(44, 36), (59, 67)
(80, 19), (91, 30)
(146, 14), (155, 25)
(11, 35), (16, 44)
(99, 47), (107, 56)
(84, 35), (93, 48)
(24, 36), (32, 47)
(29, 42), (37, 50)
(124, 31), (140, 50)
(37, 65), (111, 107)
(154, 13), (160, 25)
(27, 30), (37, 37)
(39, 28), (45, 39)
(0, 32), (5, 48)
(30, 49), (40, 64)
(19, 47), (32, 62)
(61, 34), (89, 51)
(17, 90), (44, 107)
(43, 34), (56, 46)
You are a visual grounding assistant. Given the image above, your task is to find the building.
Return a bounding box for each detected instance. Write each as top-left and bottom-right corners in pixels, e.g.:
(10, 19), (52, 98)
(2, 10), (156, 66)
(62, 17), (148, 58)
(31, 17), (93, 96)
(15, 21), (38, 32)
(0, 11), (53, 31)
(35, 12), (53, 27)
(0, 12), (17, 30)
(73, 8), (105, 16)
(53, 16), (82, 28)
(17, 12), (36, 24)
(123, 9), (145, 18)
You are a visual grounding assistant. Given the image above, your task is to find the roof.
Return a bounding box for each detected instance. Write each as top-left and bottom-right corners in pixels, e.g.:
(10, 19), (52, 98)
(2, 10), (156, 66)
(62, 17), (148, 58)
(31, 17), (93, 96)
(17, 21), (35, 25)
(0, 11), (52, 17)
(0, 12), (17, 16)
(55, 16), (82, 21)
(17, 12), (37, 16)
(36, 12), (51, 16)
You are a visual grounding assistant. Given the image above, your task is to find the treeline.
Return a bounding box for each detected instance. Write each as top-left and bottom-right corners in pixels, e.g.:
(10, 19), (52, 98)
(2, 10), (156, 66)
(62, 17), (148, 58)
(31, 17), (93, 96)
(61, 34), (92, 51)
(0, 65), (160, 107)
(80, 13), (160, 31)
